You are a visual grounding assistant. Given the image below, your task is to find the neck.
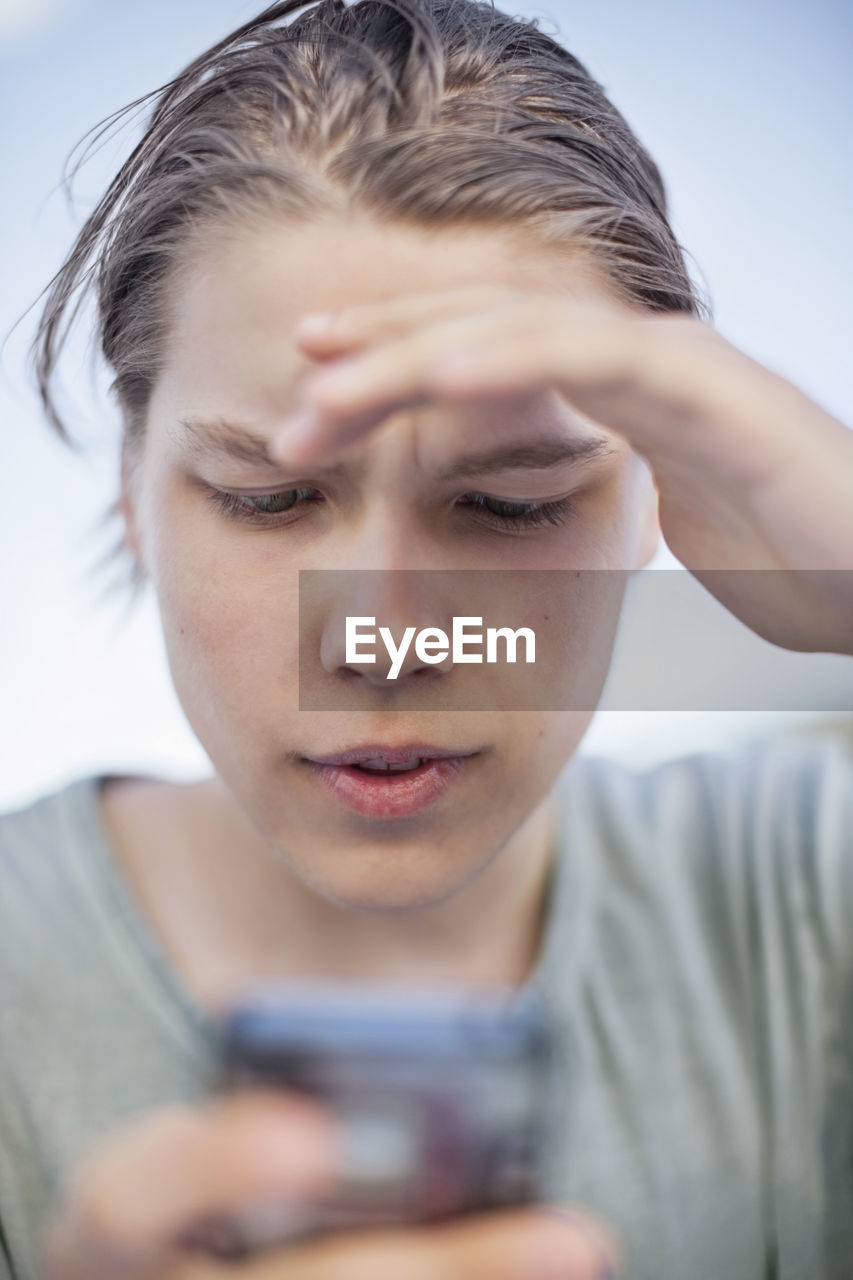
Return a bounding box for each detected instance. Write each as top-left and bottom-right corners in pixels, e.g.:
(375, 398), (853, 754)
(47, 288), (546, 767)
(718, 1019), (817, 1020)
(187, 778), (561, 1010)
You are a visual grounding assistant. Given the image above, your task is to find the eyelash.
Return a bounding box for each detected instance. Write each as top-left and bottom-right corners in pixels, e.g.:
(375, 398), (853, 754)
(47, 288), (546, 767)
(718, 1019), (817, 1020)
(455, 493), (575, 531)
(205, 487), (320, 526)
(204, 487), (575, 533)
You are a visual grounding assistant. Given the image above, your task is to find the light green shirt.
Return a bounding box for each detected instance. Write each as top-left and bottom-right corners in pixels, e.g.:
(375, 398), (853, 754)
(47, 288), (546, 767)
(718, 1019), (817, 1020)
(1, 736), (852, 1278)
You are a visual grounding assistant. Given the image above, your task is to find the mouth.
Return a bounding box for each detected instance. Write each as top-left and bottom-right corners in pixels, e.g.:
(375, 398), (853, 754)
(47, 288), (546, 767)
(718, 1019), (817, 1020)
(301, 743), (481, 820)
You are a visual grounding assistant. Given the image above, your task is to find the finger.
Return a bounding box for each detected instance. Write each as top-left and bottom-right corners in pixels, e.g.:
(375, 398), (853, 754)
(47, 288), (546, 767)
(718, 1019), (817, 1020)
(191, 1204), (622, 1280)
(272, 306), (514, 466)
(272, 294), (638, 466)
(307, 298), (575, 413)
(275, 298), (566, 466)
(293, 283), (524, 355)
(40, 1091), (340, 1280)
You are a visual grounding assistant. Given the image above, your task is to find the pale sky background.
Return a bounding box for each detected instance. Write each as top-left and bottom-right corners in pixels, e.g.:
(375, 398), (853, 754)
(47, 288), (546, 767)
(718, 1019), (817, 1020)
(1, 0), (851, 810)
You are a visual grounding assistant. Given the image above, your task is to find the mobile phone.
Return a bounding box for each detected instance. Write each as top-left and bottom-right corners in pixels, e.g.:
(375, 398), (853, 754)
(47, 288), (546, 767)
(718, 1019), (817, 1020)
(182, 981), (562, 1260)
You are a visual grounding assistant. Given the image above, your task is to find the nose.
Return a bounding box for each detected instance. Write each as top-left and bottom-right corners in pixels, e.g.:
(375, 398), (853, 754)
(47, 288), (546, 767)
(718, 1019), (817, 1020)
(319, 569), (455, 687)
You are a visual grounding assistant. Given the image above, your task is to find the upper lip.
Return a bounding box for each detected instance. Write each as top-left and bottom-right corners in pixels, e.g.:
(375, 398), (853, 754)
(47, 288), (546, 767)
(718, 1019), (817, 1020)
(305, 744), (479, 767)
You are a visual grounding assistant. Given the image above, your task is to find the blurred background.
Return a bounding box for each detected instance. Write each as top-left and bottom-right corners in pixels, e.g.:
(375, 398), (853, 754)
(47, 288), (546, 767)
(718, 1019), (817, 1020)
(1, 0), (851, 810)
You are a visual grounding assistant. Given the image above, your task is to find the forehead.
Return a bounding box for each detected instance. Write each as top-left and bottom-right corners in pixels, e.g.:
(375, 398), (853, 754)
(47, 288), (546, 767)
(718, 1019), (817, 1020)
(152, 214), (613, 424)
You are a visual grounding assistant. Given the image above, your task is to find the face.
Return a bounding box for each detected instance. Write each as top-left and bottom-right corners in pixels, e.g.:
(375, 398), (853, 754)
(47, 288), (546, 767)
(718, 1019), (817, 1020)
(123, 215), (659, 911)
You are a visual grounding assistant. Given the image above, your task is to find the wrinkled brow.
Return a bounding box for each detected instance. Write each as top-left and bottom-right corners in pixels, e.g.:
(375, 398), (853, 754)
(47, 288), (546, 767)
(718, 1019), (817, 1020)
(176, 416), (614, 479)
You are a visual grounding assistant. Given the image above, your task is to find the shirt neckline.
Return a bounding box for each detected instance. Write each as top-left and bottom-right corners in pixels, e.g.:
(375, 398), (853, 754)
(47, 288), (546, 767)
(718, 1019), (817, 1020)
(69, 771), (222, 1061)
(66, 761), (592, 1054)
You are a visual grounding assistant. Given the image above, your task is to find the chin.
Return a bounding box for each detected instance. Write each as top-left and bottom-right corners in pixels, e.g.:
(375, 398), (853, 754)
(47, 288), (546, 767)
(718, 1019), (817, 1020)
(307, 857), (477, 915)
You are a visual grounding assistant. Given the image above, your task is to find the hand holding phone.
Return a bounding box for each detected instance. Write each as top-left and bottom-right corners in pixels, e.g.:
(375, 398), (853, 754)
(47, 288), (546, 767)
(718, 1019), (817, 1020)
(193, 980), (565, 1258)
(39, 985), (622, 1279)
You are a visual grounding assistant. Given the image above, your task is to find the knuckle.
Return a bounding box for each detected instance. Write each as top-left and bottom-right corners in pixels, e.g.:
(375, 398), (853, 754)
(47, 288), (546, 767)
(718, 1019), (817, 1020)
(642, 310), (707, 353)
(39, 1180), (134, 1280)
(46, 1110), (189, 1266)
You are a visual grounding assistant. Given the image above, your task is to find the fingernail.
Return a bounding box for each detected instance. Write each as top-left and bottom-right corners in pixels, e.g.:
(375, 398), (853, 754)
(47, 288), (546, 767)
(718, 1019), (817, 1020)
(296, 312), (336, 336)
(523, 1221), (582, 1279)
(272, 411), (318, 458)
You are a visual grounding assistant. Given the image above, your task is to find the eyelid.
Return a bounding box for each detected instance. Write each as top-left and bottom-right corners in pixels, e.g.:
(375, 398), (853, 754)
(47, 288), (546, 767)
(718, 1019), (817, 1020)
(458, 492), (576, 534)
(460, 487), (578, 504)
(211, 480), (314, 495)
(204, 478), (579, 503)
(202, 481), (576, 535)
(450, 464), (594, 503)
(450, 450), (613, 486)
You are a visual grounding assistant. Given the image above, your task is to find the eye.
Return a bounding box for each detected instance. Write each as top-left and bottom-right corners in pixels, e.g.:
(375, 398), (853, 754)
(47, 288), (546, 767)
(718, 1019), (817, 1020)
(456, 493), (575, 533)
(205, 486), (322, 526)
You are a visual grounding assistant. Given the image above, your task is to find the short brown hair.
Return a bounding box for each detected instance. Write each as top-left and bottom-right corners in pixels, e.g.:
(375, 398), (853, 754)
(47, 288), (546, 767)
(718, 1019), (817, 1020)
(28, 0), (709, 604)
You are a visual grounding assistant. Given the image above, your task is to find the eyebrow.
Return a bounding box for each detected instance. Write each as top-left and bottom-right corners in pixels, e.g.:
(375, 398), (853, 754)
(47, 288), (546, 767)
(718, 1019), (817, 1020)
(179, 416), (302, 468)
(437, 435), (614, 480)
(177, 417), (614, 480)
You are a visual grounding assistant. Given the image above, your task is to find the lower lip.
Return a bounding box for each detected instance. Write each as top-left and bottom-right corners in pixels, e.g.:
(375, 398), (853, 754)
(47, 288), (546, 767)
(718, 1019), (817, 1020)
(304, 757), (473, 820)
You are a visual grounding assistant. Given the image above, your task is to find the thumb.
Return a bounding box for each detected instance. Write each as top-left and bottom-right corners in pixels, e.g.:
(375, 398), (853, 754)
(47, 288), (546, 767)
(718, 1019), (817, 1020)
(525, 1205), (623, 1277)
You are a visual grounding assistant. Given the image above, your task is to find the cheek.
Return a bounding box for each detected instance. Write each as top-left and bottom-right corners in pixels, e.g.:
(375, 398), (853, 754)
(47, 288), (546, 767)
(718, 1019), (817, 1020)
(516, 709), (596, 752)
(492, 712), (595, 807)
(540, 709), (596, 758)
(145, 483), (302, 718)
